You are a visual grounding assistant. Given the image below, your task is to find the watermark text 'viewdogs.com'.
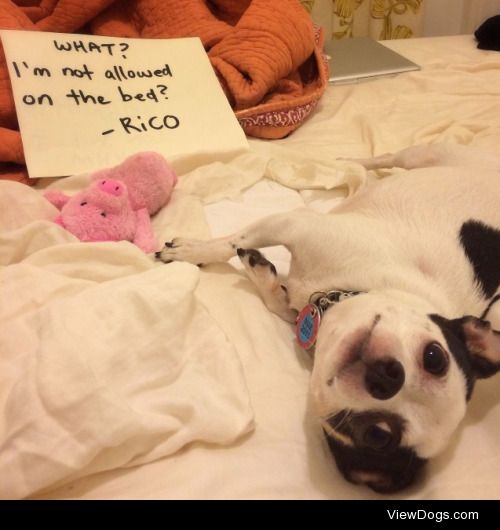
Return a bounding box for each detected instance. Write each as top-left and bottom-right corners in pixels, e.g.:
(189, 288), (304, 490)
(387, 510), (478, 523)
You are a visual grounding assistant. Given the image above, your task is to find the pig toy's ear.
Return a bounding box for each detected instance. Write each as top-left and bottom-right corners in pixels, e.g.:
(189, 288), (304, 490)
(133, 208), (157, 253)
(54, 214), (65, 227)
(44, 190), (71, 210)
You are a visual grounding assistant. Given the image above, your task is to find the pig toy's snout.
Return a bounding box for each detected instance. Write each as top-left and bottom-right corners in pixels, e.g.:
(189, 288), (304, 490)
(98, 179), (124, 197)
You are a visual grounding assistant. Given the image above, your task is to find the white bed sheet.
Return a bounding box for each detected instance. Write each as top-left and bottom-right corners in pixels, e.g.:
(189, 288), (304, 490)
(2, 35), (500, 500)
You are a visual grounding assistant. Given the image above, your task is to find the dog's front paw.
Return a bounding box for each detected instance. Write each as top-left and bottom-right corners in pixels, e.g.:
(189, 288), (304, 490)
(237, 248), (297, 323)
(155, 238), (207, 265)
(237, 248), (277, 278)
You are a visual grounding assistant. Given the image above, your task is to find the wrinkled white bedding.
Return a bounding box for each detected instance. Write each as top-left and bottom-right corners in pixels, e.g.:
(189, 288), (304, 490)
(2, 35), (500, 499)
(0, 184), (254, 499)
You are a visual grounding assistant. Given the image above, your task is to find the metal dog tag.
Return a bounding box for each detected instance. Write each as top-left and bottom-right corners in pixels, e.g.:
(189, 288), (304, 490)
(296, 304), (321, 350)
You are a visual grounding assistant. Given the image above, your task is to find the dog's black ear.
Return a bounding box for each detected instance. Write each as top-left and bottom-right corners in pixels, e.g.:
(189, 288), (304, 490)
(431, 315), (500, 382)
(460, 316), (500, 378)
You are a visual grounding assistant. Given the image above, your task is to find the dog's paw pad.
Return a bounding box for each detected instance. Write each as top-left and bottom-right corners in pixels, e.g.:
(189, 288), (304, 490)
(237, 248), (277, 275)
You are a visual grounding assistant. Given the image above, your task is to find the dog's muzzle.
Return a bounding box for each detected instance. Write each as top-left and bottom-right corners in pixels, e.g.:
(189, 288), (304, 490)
(364, 358), (405, 400)
(324, 410), (425, 493)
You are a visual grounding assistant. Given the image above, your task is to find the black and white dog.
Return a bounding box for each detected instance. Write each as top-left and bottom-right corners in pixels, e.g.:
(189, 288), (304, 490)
(156, 144), (500, 493)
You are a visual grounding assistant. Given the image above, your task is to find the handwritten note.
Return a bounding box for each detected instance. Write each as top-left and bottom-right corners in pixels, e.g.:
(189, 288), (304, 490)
(0, 30), (248, 178)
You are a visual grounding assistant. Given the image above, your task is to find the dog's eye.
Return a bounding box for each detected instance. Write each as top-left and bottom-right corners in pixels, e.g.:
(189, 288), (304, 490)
(423, 342), (449, 376)
(362, 424), (393, 450)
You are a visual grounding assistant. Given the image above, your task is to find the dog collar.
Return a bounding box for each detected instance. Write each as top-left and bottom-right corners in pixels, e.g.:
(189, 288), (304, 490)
(295, 289), (364, 350)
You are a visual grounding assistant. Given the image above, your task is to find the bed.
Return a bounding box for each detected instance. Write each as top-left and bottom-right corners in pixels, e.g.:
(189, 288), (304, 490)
(2, 34), (500, 500)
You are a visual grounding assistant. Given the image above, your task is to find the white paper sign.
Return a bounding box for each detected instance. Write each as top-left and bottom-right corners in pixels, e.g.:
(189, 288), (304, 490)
(0, 30), (248, 178)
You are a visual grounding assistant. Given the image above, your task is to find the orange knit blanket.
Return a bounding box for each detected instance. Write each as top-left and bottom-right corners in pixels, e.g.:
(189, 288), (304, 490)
(0, 0), (327, 185)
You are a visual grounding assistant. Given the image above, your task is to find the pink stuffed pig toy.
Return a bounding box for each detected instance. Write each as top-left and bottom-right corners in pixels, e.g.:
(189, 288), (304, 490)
(44, 152), (177, 253)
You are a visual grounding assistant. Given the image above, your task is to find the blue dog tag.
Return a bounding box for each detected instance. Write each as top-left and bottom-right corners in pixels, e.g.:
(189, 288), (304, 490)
(296, 304), (320, 350)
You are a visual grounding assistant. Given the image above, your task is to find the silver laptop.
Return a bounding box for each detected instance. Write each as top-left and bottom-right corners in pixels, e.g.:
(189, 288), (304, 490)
(325, 37), (420, 85)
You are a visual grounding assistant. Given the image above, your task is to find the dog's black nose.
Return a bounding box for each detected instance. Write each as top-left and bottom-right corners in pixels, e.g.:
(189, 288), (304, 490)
(154, 251), (162, 259)
(365, 359), (405, 400)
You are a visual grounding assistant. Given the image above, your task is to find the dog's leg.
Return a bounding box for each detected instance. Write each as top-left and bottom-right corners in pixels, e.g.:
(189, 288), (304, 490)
(237, 248), (297, 323)
(346, 144), (500, 171)
(156, 211), (297, 266)
(342, 152), (400, 170)
(344, 145), (440, 170)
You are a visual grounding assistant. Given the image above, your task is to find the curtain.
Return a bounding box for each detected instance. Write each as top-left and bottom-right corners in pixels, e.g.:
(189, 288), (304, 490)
(300, 0), (424, 40)
(422, 0), (500, 36)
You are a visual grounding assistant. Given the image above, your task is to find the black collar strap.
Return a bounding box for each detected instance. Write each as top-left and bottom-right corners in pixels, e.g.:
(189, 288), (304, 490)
(296, 289), (365, 350)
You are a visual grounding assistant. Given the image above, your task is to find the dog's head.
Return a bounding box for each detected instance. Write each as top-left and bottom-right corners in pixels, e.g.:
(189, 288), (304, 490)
(310, 291), (500, 493)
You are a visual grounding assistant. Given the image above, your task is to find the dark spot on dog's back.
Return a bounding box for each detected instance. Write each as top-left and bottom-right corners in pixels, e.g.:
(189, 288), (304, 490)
(460, 220), (500, 299)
